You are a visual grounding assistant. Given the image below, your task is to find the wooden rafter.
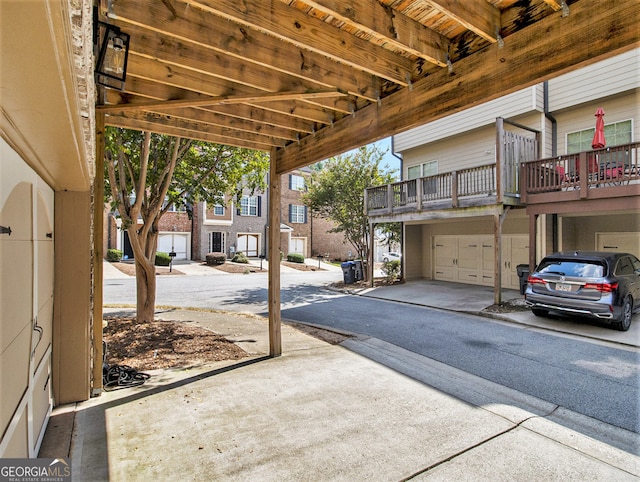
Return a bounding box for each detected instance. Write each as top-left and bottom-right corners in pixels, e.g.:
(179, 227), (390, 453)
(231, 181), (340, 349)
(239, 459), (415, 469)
(96, 90), (347, 112)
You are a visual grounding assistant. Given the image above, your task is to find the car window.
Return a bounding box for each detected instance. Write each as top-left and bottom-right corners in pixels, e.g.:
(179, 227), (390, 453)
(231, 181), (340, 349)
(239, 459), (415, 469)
(537, 260), (604, 278)
(615, 257), (634, 276)
(631, 256), (640, 272)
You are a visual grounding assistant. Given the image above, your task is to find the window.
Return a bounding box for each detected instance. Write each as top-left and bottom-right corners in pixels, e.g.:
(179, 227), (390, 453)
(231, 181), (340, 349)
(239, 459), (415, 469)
(407, 160), (438, 180)
(208, 232), (225, 253)
(163, 197), (186, 212)
(289, 205), (307, 223)
(240, 195), (260, 216)
(290, 174), (306, 191)
(567, 120), (632, 153)
(213, 204), (224, 216)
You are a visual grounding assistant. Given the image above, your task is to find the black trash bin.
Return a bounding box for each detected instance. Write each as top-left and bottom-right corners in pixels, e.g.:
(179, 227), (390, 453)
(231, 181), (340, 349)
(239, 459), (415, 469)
(353, 260), (364, 281)
(341, 261), (356, 284)
(516, 264), (530, 295)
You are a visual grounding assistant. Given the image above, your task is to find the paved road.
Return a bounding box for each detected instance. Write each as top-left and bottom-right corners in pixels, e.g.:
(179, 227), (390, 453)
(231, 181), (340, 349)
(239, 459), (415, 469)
(104, 271), (640, 434)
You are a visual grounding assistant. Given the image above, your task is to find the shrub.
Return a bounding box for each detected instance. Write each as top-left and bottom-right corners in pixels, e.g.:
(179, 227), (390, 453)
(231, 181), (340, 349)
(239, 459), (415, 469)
(206, 252), (226, 265)
(155, 252), (171, 266)
(232, 251), (249, 264)
(106, 248), (122, 262)
(287, 253), (305, 263)
(381, 259), (401, 282)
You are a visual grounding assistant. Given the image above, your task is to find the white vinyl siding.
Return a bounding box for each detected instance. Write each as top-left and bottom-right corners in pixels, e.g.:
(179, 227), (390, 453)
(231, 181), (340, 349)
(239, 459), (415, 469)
(548, 49), (639, 111)
(394, 88), (537, 152)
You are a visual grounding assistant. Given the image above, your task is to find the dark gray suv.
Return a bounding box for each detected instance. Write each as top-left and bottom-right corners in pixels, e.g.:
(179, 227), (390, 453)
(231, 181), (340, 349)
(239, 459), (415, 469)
(525, 251), (640, 331)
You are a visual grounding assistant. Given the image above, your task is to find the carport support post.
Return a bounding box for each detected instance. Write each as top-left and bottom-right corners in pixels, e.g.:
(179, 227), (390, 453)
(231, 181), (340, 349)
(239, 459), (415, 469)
(494, 212), (503, 305)
(268, 148), (282, 357)
(368, 222), (376, 287)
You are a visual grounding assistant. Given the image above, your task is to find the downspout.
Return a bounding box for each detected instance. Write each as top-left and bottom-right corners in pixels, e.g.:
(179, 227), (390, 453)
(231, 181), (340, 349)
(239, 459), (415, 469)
(544, 81), (559, 252)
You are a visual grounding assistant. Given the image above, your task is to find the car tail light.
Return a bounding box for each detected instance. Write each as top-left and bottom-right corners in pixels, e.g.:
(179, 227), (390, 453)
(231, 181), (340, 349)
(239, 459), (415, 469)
(583, 282), (618, 293)
(527, 275), (546, 285)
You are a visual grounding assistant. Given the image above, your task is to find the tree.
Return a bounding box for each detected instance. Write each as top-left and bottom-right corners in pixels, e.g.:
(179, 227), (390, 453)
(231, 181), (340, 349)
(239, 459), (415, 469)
(302, 145), (397, 276)
(104, 127), (269, 322)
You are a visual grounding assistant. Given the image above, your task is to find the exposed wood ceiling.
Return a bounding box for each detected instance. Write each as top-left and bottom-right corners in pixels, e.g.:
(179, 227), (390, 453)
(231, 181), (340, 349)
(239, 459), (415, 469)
(98, 0), (639, 173)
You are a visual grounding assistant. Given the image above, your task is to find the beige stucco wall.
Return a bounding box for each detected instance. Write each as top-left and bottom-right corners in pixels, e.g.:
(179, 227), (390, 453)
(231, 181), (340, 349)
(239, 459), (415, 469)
(560, 214), (640, 256)
(53, 191), (92, 405)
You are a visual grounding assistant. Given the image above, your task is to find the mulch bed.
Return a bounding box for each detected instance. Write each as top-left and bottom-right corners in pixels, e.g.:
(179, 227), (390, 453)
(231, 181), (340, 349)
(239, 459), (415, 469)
(103, 316), (248, 370)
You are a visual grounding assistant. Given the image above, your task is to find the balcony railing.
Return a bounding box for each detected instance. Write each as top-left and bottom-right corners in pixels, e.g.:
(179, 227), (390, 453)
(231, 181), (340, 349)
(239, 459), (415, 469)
(522, 142), (640, 199)
(366, 163), (498, 216)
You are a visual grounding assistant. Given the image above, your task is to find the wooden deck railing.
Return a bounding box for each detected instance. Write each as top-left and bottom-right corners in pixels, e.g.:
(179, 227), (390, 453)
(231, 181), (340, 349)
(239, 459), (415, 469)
(522, 142), (640, 195)
(366, 163), (498, 215)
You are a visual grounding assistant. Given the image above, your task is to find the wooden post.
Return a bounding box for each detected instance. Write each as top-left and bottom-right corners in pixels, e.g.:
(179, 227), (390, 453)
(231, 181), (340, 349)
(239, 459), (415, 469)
(494, 212), (503, 305)
(529, 213), (538, 271)
(268, 148), (282, 357)
(496, 117), (504, 204)
(368, 222), (375, 287)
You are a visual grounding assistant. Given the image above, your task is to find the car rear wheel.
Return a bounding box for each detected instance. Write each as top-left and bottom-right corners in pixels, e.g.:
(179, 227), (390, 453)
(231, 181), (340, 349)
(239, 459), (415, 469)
(612, 296), (632, 332)
(532, 308), (548, 318)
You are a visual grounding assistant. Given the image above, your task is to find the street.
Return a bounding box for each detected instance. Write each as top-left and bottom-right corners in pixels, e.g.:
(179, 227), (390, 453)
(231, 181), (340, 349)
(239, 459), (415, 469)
(104, 268), (640, 437)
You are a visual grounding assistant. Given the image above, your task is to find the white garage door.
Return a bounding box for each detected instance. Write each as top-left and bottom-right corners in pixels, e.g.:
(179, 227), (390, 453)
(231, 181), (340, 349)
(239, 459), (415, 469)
(158, 233), (189, 260)
(237, 233), (259, 257)
(289, 237), (305, 255)
(433, 235), (527, 290)
(596, 232), (640, 258)
(1, 143), (53, 457)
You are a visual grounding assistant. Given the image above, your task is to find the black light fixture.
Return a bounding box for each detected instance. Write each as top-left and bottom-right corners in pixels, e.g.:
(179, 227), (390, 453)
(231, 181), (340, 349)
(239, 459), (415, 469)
(94, 14), (130, 91)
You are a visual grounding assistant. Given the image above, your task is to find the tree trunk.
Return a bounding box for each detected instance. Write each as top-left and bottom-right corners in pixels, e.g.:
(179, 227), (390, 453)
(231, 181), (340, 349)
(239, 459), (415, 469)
(135, 256), (156, 322)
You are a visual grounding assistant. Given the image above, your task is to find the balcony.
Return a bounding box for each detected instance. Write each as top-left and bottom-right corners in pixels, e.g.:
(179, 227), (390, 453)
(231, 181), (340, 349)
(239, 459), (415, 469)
(365, 162), (522, 222)
(521, 142), (640, 209)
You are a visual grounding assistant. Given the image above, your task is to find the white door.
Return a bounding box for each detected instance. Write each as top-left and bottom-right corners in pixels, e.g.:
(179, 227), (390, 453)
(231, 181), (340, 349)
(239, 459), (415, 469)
(502, 235), (529, 290)
(237, 234), (259, 257)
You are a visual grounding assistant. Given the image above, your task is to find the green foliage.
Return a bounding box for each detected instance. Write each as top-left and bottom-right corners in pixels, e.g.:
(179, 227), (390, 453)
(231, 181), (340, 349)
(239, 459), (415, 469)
(381, 260), (401, 281)
(106, 248), (122, 262)
(378, 222), (402, 249)
(232, 251), (249, 264)
(205, 252), (226, 265)
(287, 253), (305, 263)
(104, 128), (269, 226)
(302, 145), (397, 266)
(155, 252), (171, 266)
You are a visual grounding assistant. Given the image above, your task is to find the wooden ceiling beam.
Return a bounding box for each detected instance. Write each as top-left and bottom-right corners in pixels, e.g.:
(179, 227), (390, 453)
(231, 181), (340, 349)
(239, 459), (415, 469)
(296, 0), (448, 66)
(97, 90), (346, 112)
(107, 111), (284, 149)
(146, 108), (302, 142)
(104, 77), (319, 134)
(184, 0), (413, 85)
(277, 0), (640, 172)
(107, 116), (273, 151)
(421, 0), (501, 42)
